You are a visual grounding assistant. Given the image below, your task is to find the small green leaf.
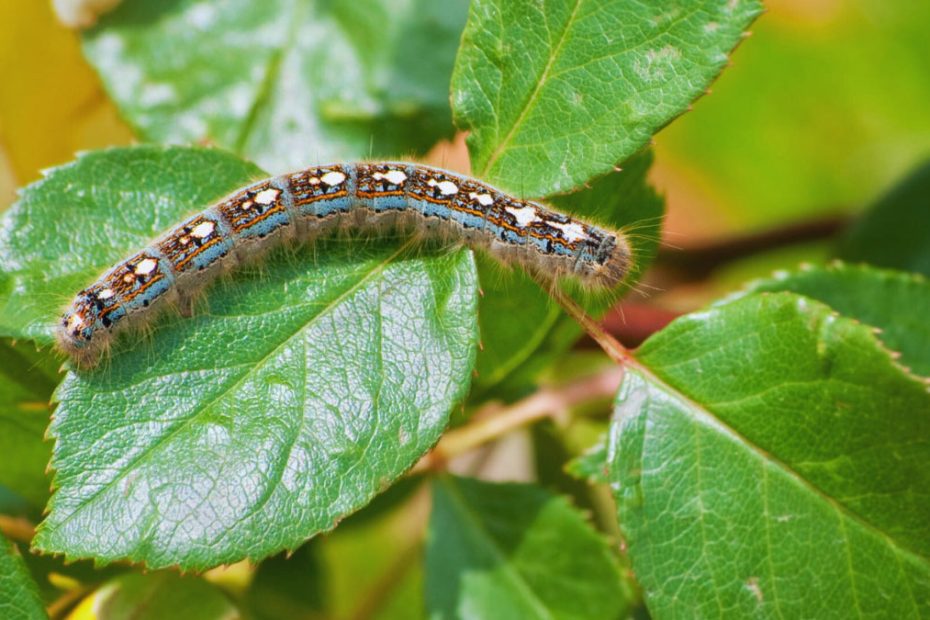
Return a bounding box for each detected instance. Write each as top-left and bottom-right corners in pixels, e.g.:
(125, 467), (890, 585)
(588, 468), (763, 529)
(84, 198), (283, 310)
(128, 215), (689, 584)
(0, 342), (56, 507)
(0, 534), (47, 620)
(83, 0), (469, 172)
(565, 434), (609, 485)
(473, 151), (664, 396)
(85, 573), (237, 620)
(452, 0), (763, 195)
(739, 262), (930, 378)
(0, 146), (479, 570)
(609, 293), (930, 617)
(426, 475), (631, 620)
(838, 160), (930, 277)
(322, 491), (426, 620)
(245, 543), (326, 620)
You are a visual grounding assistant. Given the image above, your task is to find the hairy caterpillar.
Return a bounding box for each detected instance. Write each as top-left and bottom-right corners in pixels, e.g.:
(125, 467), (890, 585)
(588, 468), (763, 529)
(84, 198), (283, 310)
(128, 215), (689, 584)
(58, 162), (631, 367)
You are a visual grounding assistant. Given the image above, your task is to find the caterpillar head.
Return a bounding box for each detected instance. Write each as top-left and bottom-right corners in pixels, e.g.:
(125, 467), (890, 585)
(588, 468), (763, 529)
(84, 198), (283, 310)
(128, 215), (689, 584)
(56, 285), (118, 367)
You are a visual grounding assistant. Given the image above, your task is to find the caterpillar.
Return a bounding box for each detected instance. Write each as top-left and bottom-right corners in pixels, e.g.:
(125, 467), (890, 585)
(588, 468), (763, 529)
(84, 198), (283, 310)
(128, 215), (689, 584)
(57, 162), (632, 367)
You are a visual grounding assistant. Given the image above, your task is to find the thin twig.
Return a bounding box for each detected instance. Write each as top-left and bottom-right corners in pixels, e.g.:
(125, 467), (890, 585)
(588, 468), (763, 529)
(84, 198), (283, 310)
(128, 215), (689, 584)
(47, 585), (95, 620)
(0, 515), (35, 543)
(657, 213), (848, 280)
(413, 366), (623, 472)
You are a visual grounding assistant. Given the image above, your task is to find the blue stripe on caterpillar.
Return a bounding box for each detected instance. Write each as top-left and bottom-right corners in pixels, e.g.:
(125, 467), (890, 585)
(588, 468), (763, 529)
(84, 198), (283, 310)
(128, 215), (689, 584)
(58, 162), (632, 367)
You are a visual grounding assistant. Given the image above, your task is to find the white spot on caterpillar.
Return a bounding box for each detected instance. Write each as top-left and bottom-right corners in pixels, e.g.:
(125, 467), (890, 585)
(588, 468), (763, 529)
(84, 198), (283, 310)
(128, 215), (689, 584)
(240, 200), (254, 211)
(309, 177), (321, 185)
(548, 220), (588, 243)
(67, 314), (85, 331)
(191, 221), (215, 239)
(254, 188), (280, 205)
(505, 205), (540, 227)
(97, 288), (115, 300)
(374, 170), (407, 185)
(469, 192), (494, 207)
(431, 180), (459, 196)
(321, 171), (346, 187)
(134, 258), (158, 275)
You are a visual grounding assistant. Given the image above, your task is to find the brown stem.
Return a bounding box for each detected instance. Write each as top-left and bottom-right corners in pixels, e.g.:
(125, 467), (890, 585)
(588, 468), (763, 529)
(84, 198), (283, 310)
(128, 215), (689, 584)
(0, 515), (35, 543)
(413, 366), (623, 472)
(658, 213), (848, 280)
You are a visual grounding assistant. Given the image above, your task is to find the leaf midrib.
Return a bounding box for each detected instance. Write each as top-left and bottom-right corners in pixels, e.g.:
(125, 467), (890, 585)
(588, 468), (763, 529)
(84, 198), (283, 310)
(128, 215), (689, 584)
(477, 0), (583, 179)
(233, 0), (302, 154)
(42, 241), (415, 537)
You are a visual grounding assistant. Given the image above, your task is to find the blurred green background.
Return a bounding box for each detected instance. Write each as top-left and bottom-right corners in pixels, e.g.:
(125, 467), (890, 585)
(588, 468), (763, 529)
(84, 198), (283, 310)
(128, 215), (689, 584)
(651, 0), (930, 241)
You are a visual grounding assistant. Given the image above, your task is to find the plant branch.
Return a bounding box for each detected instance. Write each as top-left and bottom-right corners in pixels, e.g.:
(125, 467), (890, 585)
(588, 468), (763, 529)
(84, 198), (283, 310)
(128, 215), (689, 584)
(657, 213), (848, 280)
(413, 366), (623, 472)
(0, 515), (35, 543)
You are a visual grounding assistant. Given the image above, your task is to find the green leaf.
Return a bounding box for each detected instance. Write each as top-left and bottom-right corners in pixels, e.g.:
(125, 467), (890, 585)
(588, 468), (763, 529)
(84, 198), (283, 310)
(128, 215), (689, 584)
(739, 262), (930, 378)
(452, 0), (763, 196)
(0, 342), (56, 507)
(83, 573), (237, 620)
(0, 146), (265, 343)
(564, 434), (609, 485)
(609, 293), (930, 617)
(473, 151), (664, 397)
(837, 160), (930, 277)
(0, 146), (479, 570)
(244, 543), (326, 620)
(322, 488), (426, 620)
(0, 534), (46, 620)
(83, 0), (469, 172)
(425, 475), (631, 620)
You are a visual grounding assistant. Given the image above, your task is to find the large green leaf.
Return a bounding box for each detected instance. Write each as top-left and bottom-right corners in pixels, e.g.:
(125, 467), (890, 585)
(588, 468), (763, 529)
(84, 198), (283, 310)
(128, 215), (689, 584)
(609, 293), (930, 617)
(837, 160), (930, 277)
(82, 573), (237, 620)
(0, 146), (479, 569)
(0, 534), (46, 620)
(452, 0), (763, 196)
(473, 150), (664, 397)
(0, 342), (56, 507)
(425, 475), (631, 620)
(739, 262), (930, 378)
(83, 0), (469, 173)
